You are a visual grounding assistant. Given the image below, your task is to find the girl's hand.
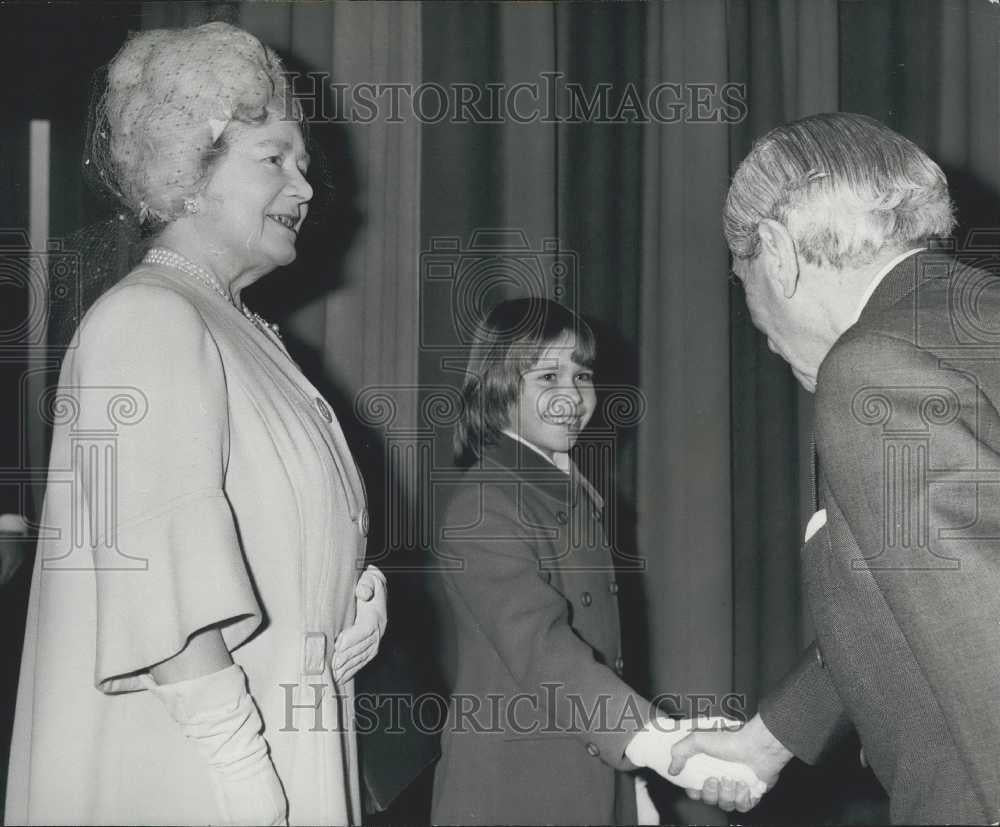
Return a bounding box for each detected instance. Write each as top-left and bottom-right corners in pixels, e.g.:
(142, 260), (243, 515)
(332, 565), (387, 684)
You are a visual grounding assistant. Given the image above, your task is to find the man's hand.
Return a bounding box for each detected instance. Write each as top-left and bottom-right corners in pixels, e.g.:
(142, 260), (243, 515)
(669, 713), (792, 811)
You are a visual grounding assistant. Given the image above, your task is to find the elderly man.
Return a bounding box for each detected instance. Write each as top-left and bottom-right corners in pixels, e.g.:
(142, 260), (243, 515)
(670, 112), (1000, 825)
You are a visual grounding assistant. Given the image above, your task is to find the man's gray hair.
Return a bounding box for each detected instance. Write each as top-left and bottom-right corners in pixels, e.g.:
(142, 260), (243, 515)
(724, 112), (956, 269)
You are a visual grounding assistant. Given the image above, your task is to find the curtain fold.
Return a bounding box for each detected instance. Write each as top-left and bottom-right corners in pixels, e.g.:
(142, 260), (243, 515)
(639, 0), (733, 710)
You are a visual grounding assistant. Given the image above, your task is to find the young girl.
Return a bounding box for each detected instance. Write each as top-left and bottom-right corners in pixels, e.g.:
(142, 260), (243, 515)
(430, 298), (656, 825)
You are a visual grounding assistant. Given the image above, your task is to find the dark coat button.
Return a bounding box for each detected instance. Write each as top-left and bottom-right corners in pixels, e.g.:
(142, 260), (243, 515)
(608, 581), (619, 595)
(315, 397), (333, 423)
(581, 592), (592, 607)
(556, 510), (568, 525)
(586, 743), (600, 758)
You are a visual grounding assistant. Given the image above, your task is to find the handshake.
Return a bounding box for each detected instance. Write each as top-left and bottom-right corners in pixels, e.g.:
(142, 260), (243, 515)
(625, 713), (793, 813)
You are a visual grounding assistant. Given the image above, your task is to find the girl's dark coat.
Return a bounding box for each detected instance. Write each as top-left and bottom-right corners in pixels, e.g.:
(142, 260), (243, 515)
(430, 434), (650, 825)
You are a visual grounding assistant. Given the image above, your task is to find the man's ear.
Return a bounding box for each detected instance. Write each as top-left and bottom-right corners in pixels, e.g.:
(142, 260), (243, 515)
(757, 219), (800, 299)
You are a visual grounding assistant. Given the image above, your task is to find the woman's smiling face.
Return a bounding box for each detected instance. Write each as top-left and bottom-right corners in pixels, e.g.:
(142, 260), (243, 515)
(196, 114), (313, 275)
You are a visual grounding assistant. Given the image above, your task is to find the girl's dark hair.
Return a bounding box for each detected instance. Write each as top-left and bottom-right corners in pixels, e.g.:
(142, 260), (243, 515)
(454, 297), (596, 466)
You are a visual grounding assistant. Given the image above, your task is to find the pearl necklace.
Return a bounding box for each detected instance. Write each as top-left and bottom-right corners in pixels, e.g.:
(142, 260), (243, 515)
(142, 247), (282, 339)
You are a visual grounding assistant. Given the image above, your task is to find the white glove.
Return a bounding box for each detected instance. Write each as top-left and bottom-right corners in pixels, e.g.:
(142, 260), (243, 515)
(144, 664), (287, 826)
(626, 715), (767, 797)
(332, 564), (388, 684)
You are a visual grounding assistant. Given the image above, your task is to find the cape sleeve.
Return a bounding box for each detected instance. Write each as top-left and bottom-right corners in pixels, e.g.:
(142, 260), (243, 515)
(70, 283), (262, 693)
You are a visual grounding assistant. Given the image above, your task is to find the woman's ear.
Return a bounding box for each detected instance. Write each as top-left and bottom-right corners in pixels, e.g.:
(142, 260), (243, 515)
(757, 219), (800, 299)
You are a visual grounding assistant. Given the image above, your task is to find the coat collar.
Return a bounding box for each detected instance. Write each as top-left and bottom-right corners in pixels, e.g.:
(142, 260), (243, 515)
(481, 431), (562, 475)
(855, 248), (948, 327)
(479, 433), (605, 511)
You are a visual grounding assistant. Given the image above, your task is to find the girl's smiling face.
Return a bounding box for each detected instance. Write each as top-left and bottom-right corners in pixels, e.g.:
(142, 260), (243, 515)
(509, 332), (596, 458)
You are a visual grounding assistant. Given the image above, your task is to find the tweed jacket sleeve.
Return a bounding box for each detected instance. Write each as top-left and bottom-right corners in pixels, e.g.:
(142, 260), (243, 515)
(814, 330), (1000, 822)
(758, 643), (849, 764)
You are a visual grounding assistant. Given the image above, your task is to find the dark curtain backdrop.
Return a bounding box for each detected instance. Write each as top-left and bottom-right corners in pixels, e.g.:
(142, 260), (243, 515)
(5, 1), (1000, 825)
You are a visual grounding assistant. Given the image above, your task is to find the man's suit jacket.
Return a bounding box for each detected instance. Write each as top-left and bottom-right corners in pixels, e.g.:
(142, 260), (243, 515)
(760, 252), (1000, 824)
(429, 434), (650, 826)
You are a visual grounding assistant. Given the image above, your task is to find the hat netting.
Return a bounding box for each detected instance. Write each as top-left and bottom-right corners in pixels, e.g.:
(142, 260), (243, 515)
(86, 21), (300, 227)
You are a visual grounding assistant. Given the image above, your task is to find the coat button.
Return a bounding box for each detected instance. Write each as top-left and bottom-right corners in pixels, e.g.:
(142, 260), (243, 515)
(614, 656), (624, 674)
(315, 397), (333, 423)
(608, 581), (619, 595)
(357, 508), (370, 537)
(556, 510), (568, 525)
(581, 591), (592, 607)
(586, 743), (600, 758)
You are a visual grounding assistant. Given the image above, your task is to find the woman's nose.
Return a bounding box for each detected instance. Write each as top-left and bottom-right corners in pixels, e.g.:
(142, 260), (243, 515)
(290, 167), (314, 203)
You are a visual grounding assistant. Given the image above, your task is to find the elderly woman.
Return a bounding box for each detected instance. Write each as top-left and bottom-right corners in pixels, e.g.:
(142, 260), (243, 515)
(5, 22), (386, 826)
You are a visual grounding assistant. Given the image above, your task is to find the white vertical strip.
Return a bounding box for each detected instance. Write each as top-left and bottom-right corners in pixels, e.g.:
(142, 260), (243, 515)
(28, 119), (51, 513)
(29, 119), (50, 342)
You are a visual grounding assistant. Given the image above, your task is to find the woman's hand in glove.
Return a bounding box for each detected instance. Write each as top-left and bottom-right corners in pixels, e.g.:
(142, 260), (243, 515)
(331, 565), (387, 684)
